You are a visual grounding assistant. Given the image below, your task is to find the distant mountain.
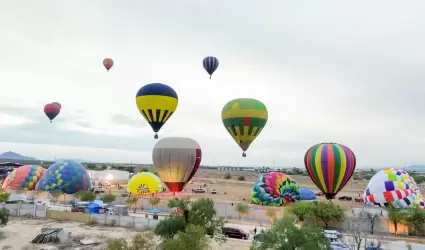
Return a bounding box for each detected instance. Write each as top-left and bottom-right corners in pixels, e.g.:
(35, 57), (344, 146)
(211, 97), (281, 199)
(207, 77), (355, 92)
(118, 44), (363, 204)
(0, 151), (38, 161)
(405, 165), (425, 172)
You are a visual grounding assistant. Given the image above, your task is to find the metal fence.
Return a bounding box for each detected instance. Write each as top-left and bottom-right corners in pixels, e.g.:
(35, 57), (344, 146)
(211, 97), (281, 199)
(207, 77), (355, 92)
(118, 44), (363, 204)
(0, 203), (47, 217)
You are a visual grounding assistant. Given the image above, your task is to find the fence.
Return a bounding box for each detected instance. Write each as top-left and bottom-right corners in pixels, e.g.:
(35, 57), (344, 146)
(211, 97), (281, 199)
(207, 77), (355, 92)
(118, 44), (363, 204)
(1, 203), (47, 217)
(91, 214), (160, 230)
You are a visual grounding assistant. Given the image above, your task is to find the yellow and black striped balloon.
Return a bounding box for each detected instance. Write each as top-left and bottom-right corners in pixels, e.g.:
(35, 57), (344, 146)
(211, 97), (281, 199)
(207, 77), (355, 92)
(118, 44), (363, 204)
(136, 83), (178, 139)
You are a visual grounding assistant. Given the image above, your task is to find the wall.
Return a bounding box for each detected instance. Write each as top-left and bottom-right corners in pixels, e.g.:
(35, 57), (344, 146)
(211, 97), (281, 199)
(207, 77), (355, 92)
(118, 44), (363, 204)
(90, 214), (160, 230)
(47, 210), (90, 223)
(1, 203), (47, 217)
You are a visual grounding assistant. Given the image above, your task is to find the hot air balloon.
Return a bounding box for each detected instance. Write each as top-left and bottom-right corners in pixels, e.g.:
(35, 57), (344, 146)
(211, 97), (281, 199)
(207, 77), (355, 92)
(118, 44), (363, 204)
(2, 165), (46, 191)
(203, 56), (219, 79)
(221, 98), (268, 157)
(44, 103), (61, 123)
(35, 160), (92, 194)
(52, 102), (62, 109)
(251, 172), (300, 206)
(103, 58), (114, 72)
(136, 83), (178, 139)
(127, 172), (163, 195)
(153, 137), (201, 194)
(363, 168), (425, 209)
(304, 143), (356, 199)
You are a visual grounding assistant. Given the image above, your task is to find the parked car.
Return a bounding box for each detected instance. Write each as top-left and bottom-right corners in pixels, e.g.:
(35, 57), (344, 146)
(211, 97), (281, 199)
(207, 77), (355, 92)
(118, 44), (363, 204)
(211, 189), (217, 194)
(330, 242), (350, 250)
(324, 230), (342, 238)
(222, 227), (249, 240)
(192, 188), (206, 193)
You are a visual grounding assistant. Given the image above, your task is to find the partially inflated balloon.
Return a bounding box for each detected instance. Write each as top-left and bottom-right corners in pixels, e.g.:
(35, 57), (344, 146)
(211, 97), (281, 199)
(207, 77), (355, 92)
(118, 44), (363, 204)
(136, 83), (178, 139)
(221, 98), (268, 157)
(44, 103), (61, 123)
(2, 165), (46, 191)
(251, 172), (300, 206)
(203, 56), (219, 79)
(127, 172), (163, 195)
(363, 168), (425, 209)
(153, 137), (201, 193)
(304, 143), (356, 199)
(103, 58), (114, 72)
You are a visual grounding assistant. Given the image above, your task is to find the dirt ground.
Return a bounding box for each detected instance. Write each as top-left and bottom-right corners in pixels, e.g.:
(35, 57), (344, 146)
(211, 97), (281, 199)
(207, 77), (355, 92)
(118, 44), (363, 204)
(0, 218), (251, 250)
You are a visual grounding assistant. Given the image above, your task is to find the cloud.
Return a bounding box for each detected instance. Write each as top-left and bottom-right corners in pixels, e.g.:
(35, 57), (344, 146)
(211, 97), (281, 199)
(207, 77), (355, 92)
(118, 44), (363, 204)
(0, 1), (425, 167)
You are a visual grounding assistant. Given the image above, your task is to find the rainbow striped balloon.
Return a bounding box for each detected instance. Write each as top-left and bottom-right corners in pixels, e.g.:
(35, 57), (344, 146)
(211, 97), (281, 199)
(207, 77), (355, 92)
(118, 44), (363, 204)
(304, 143), (356, 199)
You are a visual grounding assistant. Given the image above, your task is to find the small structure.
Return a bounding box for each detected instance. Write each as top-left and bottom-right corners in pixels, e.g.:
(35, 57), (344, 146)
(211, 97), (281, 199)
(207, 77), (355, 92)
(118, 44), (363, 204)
(87, 202), (101, 214)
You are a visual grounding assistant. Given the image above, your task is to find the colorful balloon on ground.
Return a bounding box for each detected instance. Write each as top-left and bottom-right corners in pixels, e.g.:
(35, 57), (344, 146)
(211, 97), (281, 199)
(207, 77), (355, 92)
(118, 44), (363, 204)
(363, 168), (425, 209)
(44, 103), (61, 123)
(251, 172), (300, 206)
(203, 56), (219, 79)
(127, 172), (163, 195)
(136, 83), (178, 139)
(153, 137), (201, 193)
(299, 188), (316, 200)
(1, 165), (46, 191)
(35, 160), (92, 194)
(304, 143), (356, 199)
(221, 98), (268, 157)
(103, 58), (114, 72)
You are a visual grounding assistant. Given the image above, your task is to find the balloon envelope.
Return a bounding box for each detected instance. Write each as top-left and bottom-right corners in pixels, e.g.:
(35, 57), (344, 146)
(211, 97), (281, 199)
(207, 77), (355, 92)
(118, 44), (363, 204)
(153, 137), (201, 193)
(304, 143), (356, 199)
(221, 98), (268, 156)
(127, 172), (163, 195)
(35, 160), (92, 194)
(51, 102), (61, 109)
(203, 56), (219, 78)
(251, 172), (300, 206)
(44, 103), (61, 122)
(1, 165), (46, 191)
(363, 168), (425, 209)
(136, 83), (178, 138)
(103, 58), (114, 71)
(299, 188), (316, 200)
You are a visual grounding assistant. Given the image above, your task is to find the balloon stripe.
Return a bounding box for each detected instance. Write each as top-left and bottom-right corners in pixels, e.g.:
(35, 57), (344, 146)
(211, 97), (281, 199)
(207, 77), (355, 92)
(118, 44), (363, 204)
(304, 146), (319, 187)
(311, 145), (325, 192)
(332, 144), (342, 192)
(327, 144), (335, 193)
(321, 145), (330, 193)
(338, 145), (356, 193)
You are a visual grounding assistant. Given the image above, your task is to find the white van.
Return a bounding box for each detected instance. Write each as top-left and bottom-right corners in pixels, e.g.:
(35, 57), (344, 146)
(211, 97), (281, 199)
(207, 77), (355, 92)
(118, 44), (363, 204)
(324, 230), (342, 238)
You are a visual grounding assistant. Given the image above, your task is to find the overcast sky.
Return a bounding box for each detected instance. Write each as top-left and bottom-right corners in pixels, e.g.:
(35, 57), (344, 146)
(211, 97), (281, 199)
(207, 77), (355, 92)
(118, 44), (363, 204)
(0, 1), (424, 167)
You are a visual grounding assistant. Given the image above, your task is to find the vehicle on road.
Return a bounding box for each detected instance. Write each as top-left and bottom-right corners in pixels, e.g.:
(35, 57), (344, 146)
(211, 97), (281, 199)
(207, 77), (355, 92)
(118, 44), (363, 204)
(211, 189), (217, 194)
(330, 242), (350, 250)
(192, 188), (206, 193)
(324, 230), (342, 238)
(222, 227), (249, 240)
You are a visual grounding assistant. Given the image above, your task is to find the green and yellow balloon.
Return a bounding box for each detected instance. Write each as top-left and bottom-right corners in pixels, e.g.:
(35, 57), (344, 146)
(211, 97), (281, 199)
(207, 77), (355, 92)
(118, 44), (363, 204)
(221, 98), (268, 157)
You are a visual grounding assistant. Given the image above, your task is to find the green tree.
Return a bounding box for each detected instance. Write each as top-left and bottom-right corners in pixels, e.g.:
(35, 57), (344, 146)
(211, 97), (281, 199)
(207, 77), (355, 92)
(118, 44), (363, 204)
(50, 190), (61, 204)
(405, 206), (425, 236)
(164, 224), (211, 250)
(0, 189), (10, 203)
(311, 201), (345, 229)
(141, 168), (149, 172)
(76, 190), (96, 202)
(126, 197), (138, 213)
(223, 172), (232, 180)
(148, 197), (161, 208)
(156, 198), (226, 243)
(387, 206), (406, 235)
(86, 163), (98, 170)
(106, 232), (155, 250)
(235, 202), (249, 220)
(0, 207), (10, 227)
(101, 194), (116, 203)
(265, 207), (277, 222)
(250, 217), (332, 250)
(100, 164), (108, 170)
(290, 202), (313, 222)
(237, 175), (246, 181)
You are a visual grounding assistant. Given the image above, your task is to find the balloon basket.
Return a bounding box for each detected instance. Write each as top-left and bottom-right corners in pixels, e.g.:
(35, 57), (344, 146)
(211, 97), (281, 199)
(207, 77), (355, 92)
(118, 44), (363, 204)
(242, 152), (246, 157)
(154, 133), (158, 139)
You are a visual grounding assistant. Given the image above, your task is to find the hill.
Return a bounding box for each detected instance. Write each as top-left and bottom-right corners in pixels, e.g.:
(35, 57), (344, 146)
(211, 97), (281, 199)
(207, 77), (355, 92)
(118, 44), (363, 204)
(406, 165), (425, 172)
(0, 151), (38, 161)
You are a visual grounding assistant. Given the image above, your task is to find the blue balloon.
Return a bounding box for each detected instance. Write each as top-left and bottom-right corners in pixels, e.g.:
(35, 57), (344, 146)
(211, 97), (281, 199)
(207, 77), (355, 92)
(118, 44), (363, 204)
(203, 56), (219, 79)
(299, 188), (316, 200)
(35, 160), (92, 194)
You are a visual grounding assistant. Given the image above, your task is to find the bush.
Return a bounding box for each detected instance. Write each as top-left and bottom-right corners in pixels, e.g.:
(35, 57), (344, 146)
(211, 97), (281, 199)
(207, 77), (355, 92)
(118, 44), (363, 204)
(224, 172), (232, 180)
(237, 175), (246, 181)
